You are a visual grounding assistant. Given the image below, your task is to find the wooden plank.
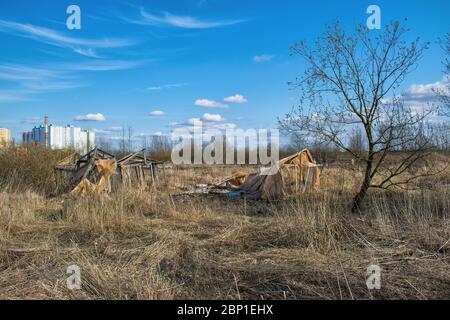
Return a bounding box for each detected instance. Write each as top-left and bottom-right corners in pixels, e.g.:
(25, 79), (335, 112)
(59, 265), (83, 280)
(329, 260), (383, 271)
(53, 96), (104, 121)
(149, 163), (154, 185)
(154, 164), (160, 186)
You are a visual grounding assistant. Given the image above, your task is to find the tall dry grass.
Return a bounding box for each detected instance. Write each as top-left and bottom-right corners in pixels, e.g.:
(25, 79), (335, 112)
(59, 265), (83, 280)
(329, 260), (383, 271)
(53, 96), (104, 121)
(0, 146), (71, 194)
(0, 149), (449, 299)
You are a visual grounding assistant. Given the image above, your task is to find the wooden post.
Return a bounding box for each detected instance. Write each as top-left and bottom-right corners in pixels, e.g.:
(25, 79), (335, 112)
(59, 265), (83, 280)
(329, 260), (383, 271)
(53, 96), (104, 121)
(149, 164), (154, 185)
(120, 167), (125, 186)
(303, 166), (313, 193)
(162, 164), (166, 186)
(154, 164), (160, 186)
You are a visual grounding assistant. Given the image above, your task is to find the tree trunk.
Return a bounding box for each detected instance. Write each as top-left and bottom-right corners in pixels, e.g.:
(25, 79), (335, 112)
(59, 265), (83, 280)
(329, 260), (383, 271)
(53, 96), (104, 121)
(351, 158), (373, 213)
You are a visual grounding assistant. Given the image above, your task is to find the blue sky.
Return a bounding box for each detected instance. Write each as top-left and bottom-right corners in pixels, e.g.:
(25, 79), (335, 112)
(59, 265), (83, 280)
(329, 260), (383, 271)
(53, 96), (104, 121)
(0, 0), (448, 144)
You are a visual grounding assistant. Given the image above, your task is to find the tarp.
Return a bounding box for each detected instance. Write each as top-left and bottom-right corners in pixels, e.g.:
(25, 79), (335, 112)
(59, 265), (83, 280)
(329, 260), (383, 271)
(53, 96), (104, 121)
(234, 171), (284, 200)
(226, 148), (321, 200)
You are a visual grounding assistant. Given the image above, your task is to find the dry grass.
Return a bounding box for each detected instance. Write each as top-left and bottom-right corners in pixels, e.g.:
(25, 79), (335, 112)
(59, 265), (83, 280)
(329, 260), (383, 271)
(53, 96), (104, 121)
(0, 150), (449, 300)
(0, 146), (71, 194)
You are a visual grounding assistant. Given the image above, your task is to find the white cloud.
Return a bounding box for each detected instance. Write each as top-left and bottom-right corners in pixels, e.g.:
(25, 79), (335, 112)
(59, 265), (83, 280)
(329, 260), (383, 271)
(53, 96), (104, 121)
(402, 77), (449, 105)
(195, 99), (228, 108)
(202, 113), (224, 122)
(223, 94), (248, 104)
(74, 113), (106, 122)
(147, 83), (188, 91)
(133, 9), (246, 29)
(149, 110), (166, 116)
(253, 54), (275, 63)
(380, 76), (450, 117)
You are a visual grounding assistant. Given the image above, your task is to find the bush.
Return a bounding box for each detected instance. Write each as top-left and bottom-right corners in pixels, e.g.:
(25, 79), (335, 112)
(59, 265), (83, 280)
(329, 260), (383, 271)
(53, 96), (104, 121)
(0, 145), (72, 194)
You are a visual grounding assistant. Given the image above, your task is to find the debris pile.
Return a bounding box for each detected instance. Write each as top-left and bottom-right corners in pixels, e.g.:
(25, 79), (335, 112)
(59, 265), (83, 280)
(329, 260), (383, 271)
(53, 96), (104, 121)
(116, 149), (165, 188)
(278, 148), (321, 193)
(55, 147), (165, 196)
(204, 149), (321, 200)
(230, 170), (284, 200)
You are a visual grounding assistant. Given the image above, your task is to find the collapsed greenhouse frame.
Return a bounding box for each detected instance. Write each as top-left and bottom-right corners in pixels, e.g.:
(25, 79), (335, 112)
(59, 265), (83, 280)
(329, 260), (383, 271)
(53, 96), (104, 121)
(54, 147), (166, 195)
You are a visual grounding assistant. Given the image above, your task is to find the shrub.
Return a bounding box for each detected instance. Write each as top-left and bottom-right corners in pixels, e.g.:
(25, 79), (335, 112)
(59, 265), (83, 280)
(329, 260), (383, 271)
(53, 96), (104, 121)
(0, 145), (71, 194)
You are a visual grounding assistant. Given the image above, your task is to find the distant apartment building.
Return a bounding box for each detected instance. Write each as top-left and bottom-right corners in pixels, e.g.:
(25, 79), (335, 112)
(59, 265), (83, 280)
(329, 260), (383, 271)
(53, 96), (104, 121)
(0, 128), (12, 148)
(23, 116), (95, 154)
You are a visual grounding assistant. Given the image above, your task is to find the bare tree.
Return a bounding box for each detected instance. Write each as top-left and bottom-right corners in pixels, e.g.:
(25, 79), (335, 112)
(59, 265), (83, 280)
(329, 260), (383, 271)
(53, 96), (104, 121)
(349, 127), (365, 157)
(149, 135), (172, 160)
(120, 126), (127, 154)
(435, 33), (450, 115)
(97, 136), (113, 153)
(280, 20), (437, 212)
(288, 132), (307, 151)
(429, 122), (450, 151)
(140, 134), (149, 150)
(127, 125), (134, 152)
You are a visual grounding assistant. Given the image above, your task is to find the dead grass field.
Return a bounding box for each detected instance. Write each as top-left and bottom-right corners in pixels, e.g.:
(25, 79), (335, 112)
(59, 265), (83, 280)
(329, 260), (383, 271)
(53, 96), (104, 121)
(0, 150), (449, 300)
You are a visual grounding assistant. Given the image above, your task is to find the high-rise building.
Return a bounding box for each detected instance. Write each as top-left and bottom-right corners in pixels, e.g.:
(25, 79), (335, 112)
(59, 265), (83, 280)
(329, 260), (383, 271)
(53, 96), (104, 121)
(22, 131), (32, 144)
(23, 116), (95, 154)
(0, 128), (12, 148)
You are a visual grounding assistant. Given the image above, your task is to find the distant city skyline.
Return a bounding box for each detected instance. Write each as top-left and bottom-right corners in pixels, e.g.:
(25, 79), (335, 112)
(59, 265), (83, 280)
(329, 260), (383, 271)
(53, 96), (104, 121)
(22, 115), (95, 153)
(0, 0), (449, 145)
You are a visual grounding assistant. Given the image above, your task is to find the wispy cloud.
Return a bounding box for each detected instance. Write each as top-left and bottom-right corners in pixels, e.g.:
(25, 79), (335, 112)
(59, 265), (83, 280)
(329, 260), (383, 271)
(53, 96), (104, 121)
(170, 116), (236, 135)
(73, 48), (101, 58)
(130, 8), (246, 29)
(0, 60), (143, 103)
(21, 81), (84, 92)
(0, 64), (63, 103)
(137, 131), (166, 137)
(0, 64), (60, 81)
(93, 126), (124, 136)
(172, 124), (237, 137)
(66, 60), (145, 72)
(0, 90), (31, 103)
(147, 83), (189, 91)
(0, 19), (137, 56)
(253, 54), (275, 63)
(93, 126), (123, 135)
(21, 117), (41, 124)
(74, 113), (106, 122)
